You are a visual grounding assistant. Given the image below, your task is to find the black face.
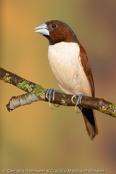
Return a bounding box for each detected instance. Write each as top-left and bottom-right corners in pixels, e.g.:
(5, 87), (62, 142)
(45, 20), (79, 45)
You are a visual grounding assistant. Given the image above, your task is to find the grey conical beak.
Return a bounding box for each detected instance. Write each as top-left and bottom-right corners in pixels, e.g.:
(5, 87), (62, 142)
(34, 22), (49, 36)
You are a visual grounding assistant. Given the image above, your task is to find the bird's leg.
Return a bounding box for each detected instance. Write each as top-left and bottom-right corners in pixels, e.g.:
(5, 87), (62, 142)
(46, 88), (62, 109)
(71, 93), (87, 113)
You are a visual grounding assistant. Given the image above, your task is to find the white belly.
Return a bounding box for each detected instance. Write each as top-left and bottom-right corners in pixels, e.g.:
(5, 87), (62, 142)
(48, 42), (92, 96)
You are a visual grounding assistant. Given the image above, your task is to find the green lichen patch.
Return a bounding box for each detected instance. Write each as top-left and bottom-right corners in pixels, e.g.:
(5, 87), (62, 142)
(109, 104), (116, 109)
(112, 112), (116, 117)
(33, 85), (44, 96)
(3, 73), (12, 83)
(99, 106), (108, 114)
(62, 94), (66, 97)
(6, 76), (11, 83)
(34, 84), (43, 91)
(42, 88), (47, 95)
(61, 99), (67, 106)
(17, 81), (33, 92)
(99, 105), (116, 117)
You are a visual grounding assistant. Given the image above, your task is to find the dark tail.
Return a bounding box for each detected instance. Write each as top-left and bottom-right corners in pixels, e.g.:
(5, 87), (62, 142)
(82, 108), (98, 140)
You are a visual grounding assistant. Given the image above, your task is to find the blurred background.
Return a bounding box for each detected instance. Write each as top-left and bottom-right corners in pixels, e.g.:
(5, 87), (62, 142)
(1, 0), (116, 173)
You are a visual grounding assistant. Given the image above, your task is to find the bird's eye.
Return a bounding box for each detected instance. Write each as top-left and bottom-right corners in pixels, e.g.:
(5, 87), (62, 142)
(51, 24), (57, 28)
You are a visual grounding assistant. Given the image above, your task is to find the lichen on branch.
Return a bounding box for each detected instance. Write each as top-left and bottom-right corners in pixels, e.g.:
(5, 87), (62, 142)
(0, 67), (116, 117)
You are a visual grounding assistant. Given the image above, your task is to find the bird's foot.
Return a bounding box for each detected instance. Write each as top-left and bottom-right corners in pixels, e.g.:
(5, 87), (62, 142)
(46, 88), (62, 109)
(71, 93), (87, 113)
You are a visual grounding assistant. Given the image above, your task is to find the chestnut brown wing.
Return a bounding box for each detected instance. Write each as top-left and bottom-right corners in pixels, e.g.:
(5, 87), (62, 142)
(79, 43), (95, 97)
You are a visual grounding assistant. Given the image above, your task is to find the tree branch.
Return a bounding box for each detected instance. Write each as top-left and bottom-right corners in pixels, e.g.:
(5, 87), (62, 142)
(0, 67), (116, 117)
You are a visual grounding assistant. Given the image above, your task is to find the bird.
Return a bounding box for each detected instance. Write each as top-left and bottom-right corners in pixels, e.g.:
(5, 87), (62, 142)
(35, 20), (98, 140)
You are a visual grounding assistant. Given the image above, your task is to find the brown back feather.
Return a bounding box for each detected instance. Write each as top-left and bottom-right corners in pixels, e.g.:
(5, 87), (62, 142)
(79, 43), (98, 139)
(79, 43), (95, 97)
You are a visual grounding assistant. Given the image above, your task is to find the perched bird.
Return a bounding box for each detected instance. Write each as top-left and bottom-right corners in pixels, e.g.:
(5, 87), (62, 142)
(35, 20), (98, 140)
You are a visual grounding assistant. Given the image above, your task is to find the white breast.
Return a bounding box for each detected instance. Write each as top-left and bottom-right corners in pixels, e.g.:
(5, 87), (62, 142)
(48, 42), (92, 96)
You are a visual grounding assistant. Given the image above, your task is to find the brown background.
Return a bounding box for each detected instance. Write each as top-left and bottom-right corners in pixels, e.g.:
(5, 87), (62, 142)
(1, 0), (116, 173)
